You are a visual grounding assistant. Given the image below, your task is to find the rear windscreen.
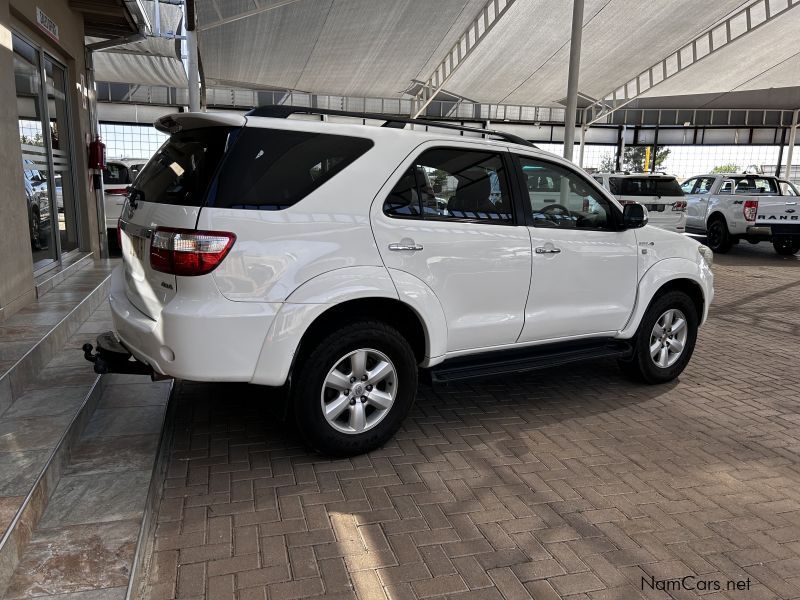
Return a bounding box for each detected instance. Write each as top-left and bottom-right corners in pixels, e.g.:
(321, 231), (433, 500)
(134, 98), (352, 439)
(128, 127), (232, 207)
(610, 177), (684, 197)
(208, 128), (373, 210)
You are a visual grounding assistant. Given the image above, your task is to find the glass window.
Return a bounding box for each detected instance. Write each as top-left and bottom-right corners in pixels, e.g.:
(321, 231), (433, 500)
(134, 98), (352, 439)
(383, 168), (421, 217)
(748, 177), (778, 194)
(680, 178), (697, 194)
(695, 177), (716, 194)
(519, 157), (615, 229)
(14, 35), (57, 268)
(103, 163), (129, 185)
(130, 127), (232, 207)
(211, 128), (373, 210)
(616, 177), (683, 197)
(383, 148), (513, 223)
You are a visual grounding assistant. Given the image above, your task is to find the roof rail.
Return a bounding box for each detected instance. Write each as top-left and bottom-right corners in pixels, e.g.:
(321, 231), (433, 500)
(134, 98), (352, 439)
(246, 105), (537, 149)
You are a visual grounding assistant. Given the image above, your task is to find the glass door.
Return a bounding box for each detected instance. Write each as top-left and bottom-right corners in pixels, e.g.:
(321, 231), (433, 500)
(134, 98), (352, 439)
(43, 56), (79, 255)
(13, 34), (57, 269)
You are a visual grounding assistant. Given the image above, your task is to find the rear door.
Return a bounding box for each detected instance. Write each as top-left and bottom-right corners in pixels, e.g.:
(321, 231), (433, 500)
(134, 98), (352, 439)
(371, 143), (532, 352)
(120, 123), (236, 319)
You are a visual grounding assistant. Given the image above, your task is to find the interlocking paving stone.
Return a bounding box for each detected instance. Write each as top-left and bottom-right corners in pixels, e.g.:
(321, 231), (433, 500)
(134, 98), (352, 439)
(143, 244), (800, 599)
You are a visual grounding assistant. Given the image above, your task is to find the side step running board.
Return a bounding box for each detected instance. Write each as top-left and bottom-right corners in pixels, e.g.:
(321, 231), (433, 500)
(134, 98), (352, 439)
(426, 339), (633, 383)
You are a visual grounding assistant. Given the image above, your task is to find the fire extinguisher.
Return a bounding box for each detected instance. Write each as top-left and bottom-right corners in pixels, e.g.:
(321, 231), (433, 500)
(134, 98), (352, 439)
(88, 135), (106, 170)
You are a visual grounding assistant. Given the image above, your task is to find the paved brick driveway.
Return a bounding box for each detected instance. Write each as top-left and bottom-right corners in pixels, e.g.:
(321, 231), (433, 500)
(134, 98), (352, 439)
(145, 243), (800, 600)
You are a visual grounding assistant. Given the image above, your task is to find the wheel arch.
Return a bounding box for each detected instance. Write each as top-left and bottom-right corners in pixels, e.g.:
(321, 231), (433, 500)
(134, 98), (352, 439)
(619, 258), (711, 338)
(250, 266), (444, 387)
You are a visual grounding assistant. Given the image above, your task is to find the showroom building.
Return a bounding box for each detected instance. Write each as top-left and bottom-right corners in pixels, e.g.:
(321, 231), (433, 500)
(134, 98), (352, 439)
(0, 0), (149, 321)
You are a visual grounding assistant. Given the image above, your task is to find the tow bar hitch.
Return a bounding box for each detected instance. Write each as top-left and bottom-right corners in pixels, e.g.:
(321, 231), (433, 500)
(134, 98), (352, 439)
(83, 331), (166, 379)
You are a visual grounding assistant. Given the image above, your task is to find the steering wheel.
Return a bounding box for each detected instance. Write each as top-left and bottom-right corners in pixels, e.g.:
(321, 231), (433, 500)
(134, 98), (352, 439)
(540, 203), (572, 223)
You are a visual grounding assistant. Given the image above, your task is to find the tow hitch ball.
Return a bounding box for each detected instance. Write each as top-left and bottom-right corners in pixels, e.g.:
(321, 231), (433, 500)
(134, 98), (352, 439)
(82, 331), (156, 377)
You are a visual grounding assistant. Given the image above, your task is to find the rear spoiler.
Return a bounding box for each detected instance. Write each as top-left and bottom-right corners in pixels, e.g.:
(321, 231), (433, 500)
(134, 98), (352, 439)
(154, 112), (246, 134)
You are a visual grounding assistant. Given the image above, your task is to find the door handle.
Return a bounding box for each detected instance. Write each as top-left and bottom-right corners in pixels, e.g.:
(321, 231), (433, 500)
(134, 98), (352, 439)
(389, 242), (423, 252)
(535, 247), (561, 254)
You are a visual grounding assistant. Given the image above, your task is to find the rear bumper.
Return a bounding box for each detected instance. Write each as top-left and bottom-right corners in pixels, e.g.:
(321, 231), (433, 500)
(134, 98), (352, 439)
(646, 211), (686, 233)
(747, 224), (800, 239)
(109, 266), (280, 382)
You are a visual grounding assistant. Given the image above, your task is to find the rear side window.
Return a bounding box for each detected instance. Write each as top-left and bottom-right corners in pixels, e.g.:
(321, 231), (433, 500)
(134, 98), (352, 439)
(210, 128), (373, 210)
(130, 127), (231, 207)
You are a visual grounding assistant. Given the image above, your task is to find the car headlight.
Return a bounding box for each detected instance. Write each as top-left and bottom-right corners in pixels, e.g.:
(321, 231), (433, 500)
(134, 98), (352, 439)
(698, 244), (714, 267)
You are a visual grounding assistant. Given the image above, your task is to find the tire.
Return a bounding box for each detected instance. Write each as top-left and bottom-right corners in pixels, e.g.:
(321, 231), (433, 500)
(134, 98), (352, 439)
(290, 320), (418, 456)
(772, 238), (800, 256)
(30, 207), (42, 250)
(618, 291), (698, 384)
(705, 216), (732, 253)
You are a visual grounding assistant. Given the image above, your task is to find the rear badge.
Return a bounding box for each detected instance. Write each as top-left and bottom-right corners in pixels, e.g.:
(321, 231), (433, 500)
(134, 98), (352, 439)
(160, 281), (174, 290)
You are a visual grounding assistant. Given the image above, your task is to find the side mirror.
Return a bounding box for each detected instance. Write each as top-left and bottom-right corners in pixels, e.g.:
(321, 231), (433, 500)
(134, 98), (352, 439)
(622, 203), (648, 229)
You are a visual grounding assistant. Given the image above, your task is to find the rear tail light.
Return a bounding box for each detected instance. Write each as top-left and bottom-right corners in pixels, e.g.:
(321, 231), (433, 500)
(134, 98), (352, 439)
(582, 199), (590, 212)
(672, 200), (687, 212)
(743, 199), (758, 221)
(105, 187), (129, 195)
(150, 227), (236, 276)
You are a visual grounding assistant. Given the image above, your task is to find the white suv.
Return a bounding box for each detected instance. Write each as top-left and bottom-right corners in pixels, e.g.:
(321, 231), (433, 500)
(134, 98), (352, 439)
(592, 172), (687, 233)
(105, 108), (714, 455)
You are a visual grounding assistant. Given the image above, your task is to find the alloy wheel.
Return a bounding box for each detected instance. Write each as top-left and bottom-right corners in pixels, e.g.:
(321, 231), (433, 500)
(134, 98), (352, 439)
(320, 348), (398, 434)
(649, 308), (688, 368)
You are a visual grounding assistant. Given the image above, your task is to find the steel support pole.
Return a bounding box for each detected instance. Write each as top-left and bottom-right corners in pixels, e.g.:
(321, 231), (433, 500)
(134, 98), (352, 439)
(578, 124), (586, 167)
(186, 0), (200, 111)
(562, 0), (584, 161)
(785, 109), (799, 180)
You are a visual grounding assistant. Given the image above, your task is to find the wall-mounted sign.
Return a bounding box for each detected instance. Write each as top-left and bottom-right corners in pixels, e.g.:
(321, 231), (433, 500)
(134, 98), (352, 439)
(36, 7), (59, 42)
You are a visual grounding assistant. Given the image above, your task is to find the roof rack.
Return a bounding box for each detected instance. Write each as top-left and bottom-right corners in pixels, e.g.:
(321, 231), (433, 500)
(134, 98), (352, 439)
(246, 105), (537, 149)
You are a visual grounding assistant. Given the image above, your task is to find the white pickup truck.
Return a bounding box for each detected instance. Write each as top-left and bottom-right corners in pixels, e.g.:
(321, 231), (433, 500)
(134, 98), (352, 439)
(683, 173), (800, 255)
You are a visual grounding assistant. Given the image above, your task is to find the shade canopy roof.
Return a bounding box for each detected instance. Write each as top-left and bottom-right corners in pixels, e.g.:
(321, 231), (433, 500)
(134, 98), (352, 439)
(194, 0), (800, 111)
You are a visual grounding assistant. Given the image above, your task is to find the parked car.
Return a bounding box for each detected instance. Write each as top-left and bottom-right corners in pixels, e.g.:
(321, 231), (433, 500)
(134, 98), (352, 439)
(103, 109), (714, 455)
(593, 172), (687, 233)
(103, 159), (146, 242)
(23, 159), (51, 250)
(682, 173), (800, 255)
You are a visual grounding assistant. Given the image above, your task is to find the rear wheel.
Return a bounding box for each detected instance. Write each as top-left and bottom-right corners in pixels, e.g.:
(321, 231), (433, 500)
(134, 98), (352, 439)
(618, 291), (698, 384)
(291, 320), (418, 456)
(705, 217), (732, 253)
(773, 238), (800, 255)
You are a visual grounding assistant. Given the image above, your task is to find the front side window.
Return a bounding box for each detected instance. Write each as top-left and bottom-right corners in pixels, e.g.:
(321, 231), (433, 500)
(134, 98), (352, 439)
(211, 128), (373, 210)
(383, 148), (513, 223)
(519, 157), (614, 229)
(680, 178), (697, 194)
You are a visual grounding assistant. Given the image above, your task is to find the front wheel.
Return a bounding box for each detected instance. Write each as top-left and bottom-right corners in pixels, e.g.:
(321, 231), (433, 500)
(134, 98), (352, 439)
(773, 238), (800, 256)
(290, 320), (418, 456)
(618, 291), (698, 384)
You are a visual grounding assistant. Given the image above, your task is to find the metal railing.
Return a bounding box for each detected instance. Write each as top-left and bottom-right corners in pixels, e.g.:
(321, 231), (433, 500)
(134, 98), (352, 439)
(95, 82), (796, 129)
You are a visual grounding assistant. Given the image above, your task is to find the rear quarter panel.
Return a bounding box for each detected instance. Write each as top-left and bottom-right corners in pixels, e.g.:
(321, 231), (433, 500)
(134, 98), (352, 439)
(204, 130), (421, 303)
